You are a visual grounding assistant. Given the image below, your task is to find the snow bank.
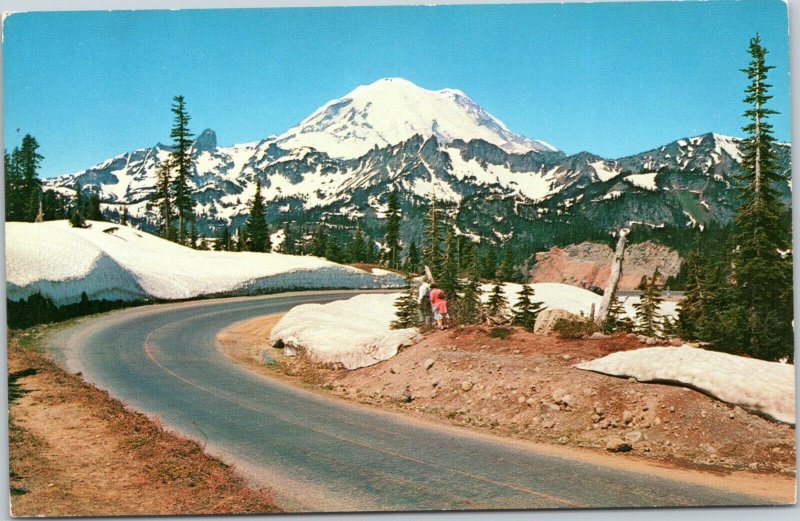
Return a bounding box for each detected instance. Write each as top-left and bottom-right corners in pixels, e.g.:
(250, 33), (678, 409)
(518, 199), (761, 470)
(480, 283), (677, 321)
(575, 346), (795, 424)
(269, 293), (421, 369)
(5, 221), (405, 305)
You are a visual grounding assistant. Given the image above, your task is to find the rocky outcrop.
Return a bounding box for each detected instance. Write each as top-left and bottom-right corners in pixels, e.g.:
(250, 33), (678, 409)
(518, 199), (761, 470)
(530, 241), (682, 290)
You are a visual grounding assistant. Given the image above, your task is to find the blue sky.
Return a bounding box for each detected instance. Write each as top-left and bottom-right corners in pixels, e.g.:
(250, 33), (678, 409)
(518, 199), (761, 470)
(2, 0), (791, 178)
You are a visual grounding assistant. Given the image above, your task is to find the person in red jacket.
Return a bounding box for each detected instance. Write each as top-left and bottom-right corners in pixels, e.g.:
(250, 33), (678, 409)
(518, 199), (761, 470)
(429, 283), (448, 330)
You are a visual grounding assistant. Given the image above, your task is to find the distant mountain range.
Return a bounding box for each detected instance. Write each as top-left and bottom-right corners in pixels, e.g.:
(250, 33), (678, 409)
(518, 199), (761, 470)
(44, 77), (792, 253)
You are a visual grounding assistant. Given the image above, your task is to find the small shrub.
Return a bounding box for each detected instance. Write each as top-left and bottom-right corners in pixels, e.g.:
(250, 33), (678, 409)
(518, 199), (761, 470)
(488, 327), (513, 340)
(552, 318), (599, 339)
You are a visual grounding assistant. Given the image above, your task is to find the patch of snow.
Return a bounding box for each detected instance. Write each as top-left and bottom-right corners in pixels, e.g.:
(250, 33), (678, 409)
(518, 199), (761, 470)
(269, 293), (420, 369)
(5, 221), (405, 305)
(624, 173), (658, 191)
(575, 346), (795, 424)
(589, 161), (622, 182)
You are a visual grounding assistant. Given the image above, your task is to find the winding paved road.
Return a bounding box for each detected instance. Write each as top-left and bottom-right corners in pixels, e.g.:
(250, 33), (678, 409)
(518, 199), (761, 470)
(46, 291), (778, 512)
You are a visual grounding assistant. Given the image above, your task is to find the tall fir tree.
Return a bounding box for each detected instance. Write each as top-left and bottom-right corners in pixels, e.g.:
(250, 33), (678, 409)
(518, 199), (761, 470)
(456, 251), (483, 324)
(170, 95), (195, 244)
(345, 225), (367, 263)
(244, 180), (269, 252)
(634, 268), (664, 337)
(4, 148), (24, 220)
(730, 35), (793, 361)
(421, 193), (442, 280)
(69, 183), (86, 228)
(84, 192), (103, 221)
(677, 238), (706, 339)
(601, 288), (632, 334)
(484, 283), (509, 322)
(19, 134), (43, 222)
(325, 235), (341, 262)
(312, 226), (328, 257)
(383, 189), (402, 269)
(215, 226), (231, 251)
(512, 284), (545, 331)
(403, 241), (420, 274)
(498, 245), (516, 282)
(440, 224), (460, 303)
(120, 207), (129, 226)
(479, 246), (498, 280)
(391, 277), (420, 329)
(235, 227), (247, 252)
(151, 159), (175, 241)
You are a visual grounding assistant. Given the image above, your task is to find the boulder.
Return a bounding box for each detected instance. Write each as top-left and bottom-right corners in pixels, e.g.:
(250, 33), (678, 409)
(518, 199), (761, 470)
(606, 437), (633, 452)
(534, 308), (582, 335)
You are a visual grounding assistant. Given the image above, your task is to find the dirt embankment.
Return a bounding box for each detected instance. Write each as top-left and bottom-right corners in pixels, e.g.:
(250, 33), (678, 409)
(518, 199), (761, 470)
(531, 241), (682, 290)
(7, 327), (280, 517)
(219, 315), (796, 503)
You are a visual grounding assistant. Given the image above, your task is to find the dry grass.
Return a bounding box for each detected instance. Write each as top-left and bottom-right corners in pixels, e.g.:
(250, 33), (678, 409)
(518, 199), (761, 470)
(7, 329), (281, 517)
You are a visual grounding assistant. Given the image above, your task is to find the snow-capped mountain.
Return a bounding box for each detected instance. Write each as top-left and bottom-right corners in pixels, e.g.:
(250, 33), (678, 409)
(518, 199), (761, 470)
(43, 78), (791, 252)
(275, 78), (557, 157)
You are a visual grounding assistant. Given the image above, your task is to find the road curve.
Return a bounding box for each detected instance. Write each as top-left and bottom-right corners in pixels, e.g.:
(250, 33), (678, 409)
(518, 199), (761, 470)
(46, 291), (777, 512)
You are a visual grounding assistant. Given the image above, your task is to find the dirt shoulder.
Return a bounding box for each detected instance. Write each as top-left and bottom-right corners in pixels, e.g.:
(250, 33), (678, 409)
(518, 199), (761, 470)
(7, 326), (281, 517)
(218, 314), (797, 504)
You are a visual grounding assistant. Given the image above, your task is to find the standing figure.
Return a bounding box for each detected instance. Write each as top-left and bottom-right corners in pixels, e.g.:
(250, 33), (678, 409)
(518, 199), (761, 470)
(429, 283), (449, 330)
(417, 278), (432, 326)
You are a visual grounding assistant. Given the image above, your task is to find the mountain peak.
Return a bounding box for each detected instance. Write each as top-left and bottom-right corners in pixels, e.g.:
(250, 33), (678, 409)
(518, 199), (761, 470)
(276, 78), (557, 158)
(194, 128), (218, 153)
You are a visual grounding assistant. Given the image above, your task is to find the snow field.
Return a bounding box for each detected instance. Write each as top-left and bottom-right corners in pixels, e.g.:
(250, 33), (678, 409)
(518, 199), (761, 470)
(575, 346), (795, 425)
(269, 293), (421, 369)
(5, 221), (406, 305)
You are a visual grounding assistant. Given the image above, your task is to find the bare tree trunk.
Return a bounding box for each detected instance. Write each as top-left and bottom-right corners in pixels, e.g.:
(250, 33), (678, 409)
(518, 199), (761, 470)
(597, 229), (629, 323)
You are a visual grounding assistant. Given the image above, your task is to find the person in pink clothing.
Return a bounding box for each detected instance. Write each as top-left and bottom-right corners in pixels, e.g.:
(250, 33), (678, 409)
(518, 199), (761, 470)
(429, 284), (449, 329)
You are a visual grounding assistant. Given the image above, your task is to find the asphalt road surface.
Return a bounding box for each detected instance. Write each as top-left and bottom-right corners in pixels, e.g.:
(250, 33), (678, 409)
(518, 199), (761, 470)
(47, 291), (776, 512)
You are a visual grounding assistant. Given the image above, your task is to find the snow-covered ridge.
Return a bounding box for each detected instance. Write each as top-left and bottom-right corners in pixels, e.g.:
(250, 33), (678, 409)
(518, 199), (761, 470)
(576, 346), (795, 425)
(5, 221), (405, 306)
(276, 77), (557, 158)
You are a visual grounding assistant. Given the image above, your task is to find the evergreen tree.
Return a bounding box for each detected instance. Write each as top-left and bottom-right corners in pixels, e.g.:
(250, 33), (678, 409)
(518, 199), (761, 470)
(120, 207), (129, 226)
(602, 288), (631, 334)
(484, 283), (509, 322)
(730, 35), (793, 361)
(282, 222), (295, 254)
(244, 180), (269, 252)
(325, 235), (341, 262)
(312, 226), (327, 257)
(512, 284), (545, 331)
(421, 194), (442, 279)
(215, 226), (231, 251)
(345, 226), (367, 263)
(498, 245), (516, 282)
(383, 189), (402, 269)
(479, 246), (498, 280)
(456, 255), (483, 325)
(170, 95), (195, 244)
(364, 238), (378, 264)
(403, 241), (420, 273)
(677, 239), (706, 339)
(151, 159), (175, 241)
(634, 268), (664, 337)
(189, 219), (199, 249)
(391, 278), (420, 329)
(235, 227), (247, 252)
(19, 134), (43, 222)
(440, 225), (460, 303)
(4, 148), (24, 220)
(84, 192), (103, 221)
(69, 183), (86, 228)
